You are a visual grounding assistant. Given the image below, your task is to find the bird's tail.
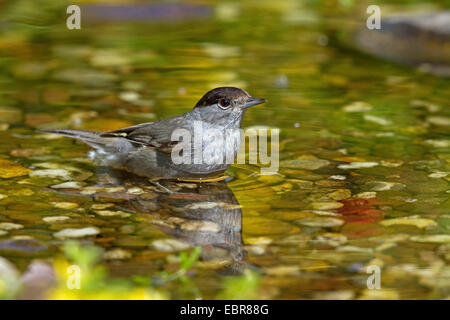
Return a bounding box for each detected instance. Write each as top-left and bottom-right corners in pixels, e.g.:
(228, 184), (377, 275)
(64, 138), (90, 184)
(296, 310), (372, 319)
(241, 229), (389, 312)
(41, 129), (134, 168)
(41, 129), (121, 153)
(40, 129), (108, 150)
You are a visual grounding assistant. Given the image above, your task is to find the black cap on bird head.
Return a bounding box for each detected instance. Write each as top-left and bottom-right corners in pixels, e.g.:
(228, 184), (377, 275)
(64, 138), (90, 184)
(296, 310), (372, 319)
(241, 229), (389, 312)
(194, 87), (266, 110)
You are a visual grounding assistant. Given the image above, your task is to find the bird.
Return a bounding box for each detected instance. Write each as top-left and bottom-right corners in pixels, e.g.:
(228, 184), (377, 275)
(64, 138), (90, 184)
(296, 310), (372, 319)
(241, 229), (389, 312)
(42, 87), (266, 180)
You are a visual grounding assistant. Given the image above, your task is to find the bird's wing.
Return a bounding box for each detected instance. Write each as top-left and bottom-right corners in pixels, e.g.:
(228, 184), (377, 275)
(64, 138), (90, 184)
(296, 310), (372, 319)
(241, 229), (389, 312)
(100, 120), (180, 153)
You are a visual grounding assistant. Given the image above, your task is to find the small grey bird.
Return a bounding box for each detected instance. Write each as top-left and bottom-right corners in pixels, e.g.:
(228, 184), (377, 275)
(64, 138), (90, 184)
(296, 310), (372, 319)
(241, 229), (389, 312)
(42, 87), (266, 179)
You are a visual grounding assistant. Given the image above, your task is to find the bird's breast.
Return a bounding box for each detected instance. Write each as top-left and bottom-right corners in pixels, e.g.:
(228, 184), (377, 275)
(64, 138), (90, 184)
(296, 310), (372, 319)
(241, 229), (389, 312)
(195, 122), (242, 164)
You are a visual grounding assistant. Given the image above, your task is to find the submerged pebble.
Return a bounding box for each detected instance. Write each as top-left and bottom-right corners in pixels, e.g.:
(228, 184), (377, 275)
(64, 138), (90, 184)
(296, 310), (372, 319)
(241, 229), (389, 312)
(428, 171), (449, 178)
(29, 169), (72, 180)
(365, 181), (406, 191)
(118, 91), (140, 102)
(127, 187), (144, 194)
(380, 216), (437, 229)
(310, 233), (347, 246)
(311, 202), (344, 210)
(50, 181), (85, 189)
(426, 116), (450, 127)
(9, 188), (34, 196)
(410, 235), (450, 243)
(202, 43), (240, 59)
(184, 202), (238, 210)
(176, 183), (198, 189)
(407, 180), (448, 194)
(80, 186), (125, 195)
(380, 160), (404, 167)
(425, 139), (450, 148)
(355, 192), (377, 199)
(94, 210), (131, 218)
(296, 217), (344, 228)
(310, 210), (341, 216)
(103, 249), (132, 260)
(91, 203), (115, 210)
(50, 202), (79, 209)
(327, 189), (351, 201)
(330, 175), (346, 180)
(181, 220), (221, 232)
(152, 238), (191, 252)
(43, 216), (70, 223)
(363, 114), (392, 126)
(265, 265), (300, 276)
(54, 227), (100, 239)
(245, 237), (273, 245)
(338, 162), (379, 169)
(280, 158), (330, 170)
(342, 101), (372, 112)
(410, 100), (440, 112)
(0, 223), (24, 231)
(336, 246), (373, 253)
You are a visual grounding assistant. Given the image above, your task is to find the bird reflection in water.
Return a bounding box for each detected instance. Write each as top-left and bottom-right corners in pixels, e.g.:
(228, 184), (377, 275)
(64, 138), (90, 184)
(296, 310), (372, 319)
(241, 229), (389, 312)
(126, 178), (247, 275)
(50, 168), (247, 275)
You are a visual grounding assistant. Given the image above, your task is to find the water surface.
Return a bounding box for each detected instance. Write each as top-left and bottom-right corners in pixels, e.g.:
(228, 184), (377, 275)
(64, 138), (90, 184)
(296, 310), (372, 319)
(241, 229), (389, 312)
(0, 0), (449, 299)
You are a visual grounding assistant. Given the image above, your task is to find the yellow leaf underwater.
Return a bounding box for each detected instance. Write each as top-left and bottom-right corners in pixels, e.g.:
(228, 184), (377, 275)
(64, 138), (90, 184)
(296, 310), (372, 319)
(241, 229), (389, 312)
(380, 216), (437, 229)
(0, 159), (31, 178)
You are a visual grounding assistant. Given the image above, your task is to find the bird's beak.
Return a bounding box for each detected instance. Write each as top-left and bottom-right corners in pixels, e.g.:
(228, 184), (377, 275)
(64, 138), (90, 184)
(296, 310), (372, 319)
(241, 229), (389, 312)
(244, 97), (266, 108)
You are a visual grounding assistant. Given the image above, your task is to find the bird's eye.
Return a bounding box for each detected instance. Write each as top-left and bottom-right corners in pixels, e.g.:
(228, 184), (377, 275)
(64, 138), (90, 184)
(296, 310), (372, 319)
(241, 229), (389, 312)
(218, 99), (231, 109)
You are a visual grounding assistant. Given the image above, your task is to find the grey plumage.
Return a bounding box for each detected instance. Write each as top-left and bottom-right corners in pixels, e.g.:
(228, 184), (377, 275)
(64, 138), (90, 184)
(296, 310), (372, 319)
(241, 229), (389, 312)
(41, 87), (266, 179)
